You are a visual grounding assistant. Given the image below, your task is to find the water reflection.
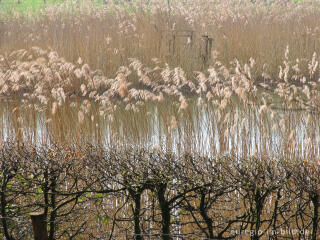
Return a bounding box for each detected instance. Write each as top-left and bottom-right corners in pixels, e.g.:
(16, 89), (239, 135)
(0, 99), (319, 159)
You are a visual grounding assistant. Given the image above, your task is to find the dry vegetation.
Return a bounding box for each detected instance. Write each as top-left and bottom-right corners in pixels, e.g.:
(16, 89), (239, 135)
(0, 0), (320, 239)
(0, 143), (319, 240)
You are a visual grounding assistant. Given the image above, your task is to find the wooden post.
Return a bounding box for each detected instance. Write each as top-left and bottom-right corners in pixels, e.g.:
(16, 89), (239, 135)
(188, 31), (194, 47)
(169, 32), (176, 56)
(201, 35), (213, 66)
(0, 21), (3, 48)
(30, 212), (48, 240)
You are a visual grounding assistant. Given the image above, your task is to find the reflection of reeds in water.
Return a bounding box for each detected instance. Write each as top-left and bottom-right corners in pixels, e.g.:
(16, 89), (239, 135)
(0, 96), (319, 160)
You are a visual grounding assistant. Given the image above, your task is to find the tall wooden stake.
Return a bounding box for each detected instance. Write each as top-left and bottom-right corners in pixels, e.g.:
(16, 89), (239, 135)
(30, 212), (48, 240)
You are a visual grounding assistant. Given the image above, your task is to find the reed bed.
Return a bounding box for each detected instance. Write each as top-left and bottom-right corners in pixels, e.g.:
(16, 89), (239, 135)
(1, 0), (320, 76)
(0, 0), (320, 239)
(0, 46), (319, 157)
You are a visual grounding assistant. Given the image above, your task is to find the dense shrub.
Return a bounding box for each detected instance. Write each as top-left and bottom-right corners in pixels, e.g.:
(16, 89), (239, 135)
(0, 142), (319, 239)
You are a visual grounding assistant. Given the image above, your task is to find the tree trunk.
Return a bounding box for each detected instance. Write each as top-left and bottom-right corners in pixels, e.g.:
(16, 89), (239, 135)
(311, 194), (319, 240)
(48, 177), (57, 240)
(199, 192), (214, 239)
(129, 189), (143, 240)
(252, 190), (264, 240)
(1, 177), (14, 240)
(157, 184), (172, 240)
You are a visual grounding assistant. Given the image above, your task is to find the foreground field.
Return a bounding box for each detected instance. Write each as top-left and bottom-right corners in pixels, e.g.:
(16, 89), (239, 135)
(0, 0), (320, 239)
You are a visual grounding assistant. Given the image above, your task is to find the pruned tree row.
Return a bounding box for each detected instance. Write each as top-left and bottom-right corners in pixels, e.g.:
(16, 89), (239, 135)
(0, 142), (319, 239)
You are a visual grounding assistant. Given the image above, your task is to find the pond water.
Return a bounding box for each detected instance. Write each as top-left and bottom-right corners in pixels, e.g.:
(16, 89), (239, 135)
(0, 98), (319, 159)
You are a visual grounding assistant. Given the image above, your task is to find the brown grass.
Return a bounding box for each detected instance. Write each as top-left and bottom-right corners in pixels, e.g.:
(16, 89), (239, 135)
(0, 3), (319, 237)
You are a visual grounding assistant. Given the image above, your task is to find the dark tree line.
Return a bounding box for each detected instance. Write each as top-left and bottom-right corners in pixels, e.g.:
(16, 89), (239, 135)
(0, 142), (319, 239)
